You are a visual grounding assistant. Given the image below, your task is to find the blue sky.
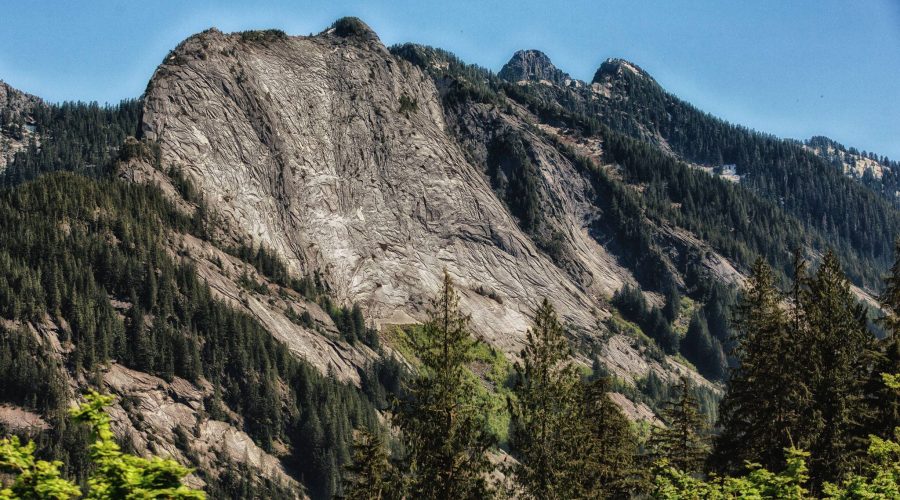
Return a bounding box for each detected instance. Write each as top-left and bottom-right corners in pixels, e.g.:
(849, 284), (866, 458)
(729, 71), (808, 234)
(1, 0), (898, 157)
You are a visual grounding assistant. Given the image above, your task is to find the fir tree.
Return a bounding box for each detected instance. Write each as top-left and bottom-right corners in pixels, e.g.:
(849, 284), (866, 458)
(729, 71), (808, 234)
(508, 298), (581, 499)
(712, 258), (808, 474)
(341, 428), (401, 500)
(578, 377), (639, 498)
(396, 272), (494, 499)
(649, 377), (709, 474)
(864, 241), (900, 441)
(800, 251), (874, 484)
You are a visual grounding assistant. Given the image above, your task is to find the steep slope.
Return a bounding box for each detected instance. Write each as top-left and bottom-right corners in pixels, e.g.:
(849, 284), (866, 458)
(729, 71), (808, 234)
(0, 81), (41, 171)
(589, 58), (900, 288)
(806, 135), (900, 206)
(141, 21), (605, 353)
(498, 49), (576, 87)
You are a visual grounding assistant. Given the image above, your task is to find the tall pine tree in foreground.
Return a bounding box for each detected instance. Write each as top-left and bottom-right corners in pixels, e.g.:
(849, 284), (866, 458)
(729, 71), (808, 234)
(860, 240), (900, 446)
(396, 272), (494, 499)
(799, 251), (873, 485)
(713, 258), (808, 474)
(509, 298), (637, 499)
(578, 376), (639, 498)
(713, 251), (876, 488)
(508, 298), (582, 499)
(649, 377), (709, 475)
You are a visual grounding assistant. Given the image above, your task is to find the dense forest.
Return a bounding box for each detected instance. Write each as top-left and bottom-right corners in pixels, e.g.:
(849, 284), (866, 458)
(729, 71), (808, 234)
(395, 44), (900, 289)
(337, 252), (900, 498)
(0, 99), (408, 498)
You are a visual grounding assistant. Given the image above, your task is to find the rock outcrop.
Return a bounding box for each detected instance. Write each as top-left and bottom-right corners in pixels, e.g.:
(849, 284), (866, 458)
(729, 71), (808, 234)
(141, 24), (605, 354)
(498, 50), (572, 86)
(0, 81), (40, 171)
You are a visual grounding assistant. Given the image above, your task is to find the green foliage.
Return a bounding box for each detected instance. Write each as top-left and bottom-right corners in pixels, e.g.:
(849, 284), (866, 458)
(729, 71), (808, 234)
(714, 252), (880, 488)
(398, 94), (418, 116)
(648, 378), (710, 475)
(0, 436), (81, 499)
(509, 299), (638, 499)
(611, 284), (680, 354)
(395, 272), (495, 499)
(330, 18), (373, 39)
(0, 392), (203, 499)
(238, 29), (287, 44)
(657, 373), (900, 498)
(0, 172), (389, 499)
(653, 447), (812, 499)
(2, 100), (141, 187)
(681, 311), (727, 381)
(69, 392), (204, 499)
(341, 428), (402, 500)
(508, 299), (583, 499)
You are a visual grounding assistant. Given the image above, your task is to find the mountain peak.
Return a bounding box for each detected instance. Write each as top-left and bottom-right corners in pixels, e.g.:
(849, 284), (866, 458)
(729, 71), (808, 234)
(0, 80), (40, 113)
(499, 49), (571, 85)
(324, 17), (381, 43)
(591, 57), (654, 84)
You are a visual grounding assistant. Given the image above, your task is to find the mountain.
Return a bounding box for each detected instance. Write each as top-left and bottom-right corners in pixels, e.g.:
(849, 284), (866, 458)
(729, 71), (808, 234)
(0, 81), (41, 171)
(805, 135), (900, 206)
(497, 49), (574, 86)
(1, 16), (896, 498)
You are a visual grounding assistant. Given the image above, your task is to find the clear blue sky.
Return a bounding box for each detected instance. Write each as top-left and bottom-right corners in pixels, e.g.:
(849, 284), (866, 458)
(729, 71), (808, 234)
(1, 0), (898, 157)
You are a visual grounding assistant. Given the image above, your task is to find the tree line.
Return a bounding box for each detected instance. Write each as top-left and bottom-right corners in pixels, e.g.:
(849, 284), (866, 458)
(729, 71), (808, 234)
(339, 245), (900, 498)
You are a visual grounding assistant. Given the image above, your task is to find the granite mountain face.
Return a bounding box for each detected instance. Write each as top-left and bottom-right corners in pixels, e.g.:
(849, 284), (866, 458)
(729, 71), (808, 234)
(2, 17), (898, 498)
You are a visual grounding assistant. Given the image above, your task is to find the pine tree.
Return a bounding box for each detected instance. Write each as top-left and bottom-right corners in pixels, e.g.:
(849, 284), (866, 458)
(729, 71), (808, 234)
(681, 311), (726, 380)
(396, 271), (494, 499)
(663, 282), (681, 323)
(712, 258), (808, 474)
(864, 241), (900, 441)
(508, 298), (581, 499)
(341, 428), (401, 500)
(578, 377), (638, 498)
(800, 250), (874, 484)
(649, 377), (709, 474)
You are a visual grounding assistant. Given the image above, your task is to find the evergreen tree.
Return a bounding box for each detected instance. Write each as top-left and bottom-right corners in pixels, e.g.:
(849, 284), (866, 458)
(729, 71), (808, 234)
(396, 272), (494, 499)
(649, 377), (709, 474)
(864, 241), (900, 441)
(800, 251), (874, 484)
(341, 428), (401, 500)
(681, 311), (726, 380)
(663, 282), (681, 323)
(508, 298), (582, 499)
(578, 377), (639, 498)
(712, 259), (809, 474)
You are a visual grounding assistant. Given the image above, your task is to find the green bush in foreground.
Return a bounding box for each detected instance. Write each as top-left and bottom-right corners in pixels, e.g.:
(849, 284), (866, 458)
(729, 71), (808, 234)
(0, 392), (204, 499)
(653, 374), (900, 499)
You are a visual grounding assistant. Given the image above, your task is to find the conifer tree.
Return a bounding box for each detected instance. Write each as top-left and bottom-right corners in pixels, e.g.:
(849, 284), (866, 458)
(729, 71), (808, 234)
(578, 377), (639, 498)
(864, 241), (900, 442)
(712, 258), (808, 474)
(508, 298), (581, 499)
(649, 377), (709, 474)
(800, 251), (874, 483)
(341, 428), (401, 500)
(396, 272), (494, 499)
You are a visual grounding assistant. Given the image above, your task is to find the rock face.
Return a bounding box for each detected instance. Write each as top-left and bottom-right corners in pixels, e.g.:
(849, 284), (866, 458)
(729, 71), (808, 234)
(101, 364), (302, 496)
(591, 57), (655, 85)
(0, 81), (40, 170)
(141, 24), (604, 353)
(0, 80), (39, 115)
(499, 50), (571, 85)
